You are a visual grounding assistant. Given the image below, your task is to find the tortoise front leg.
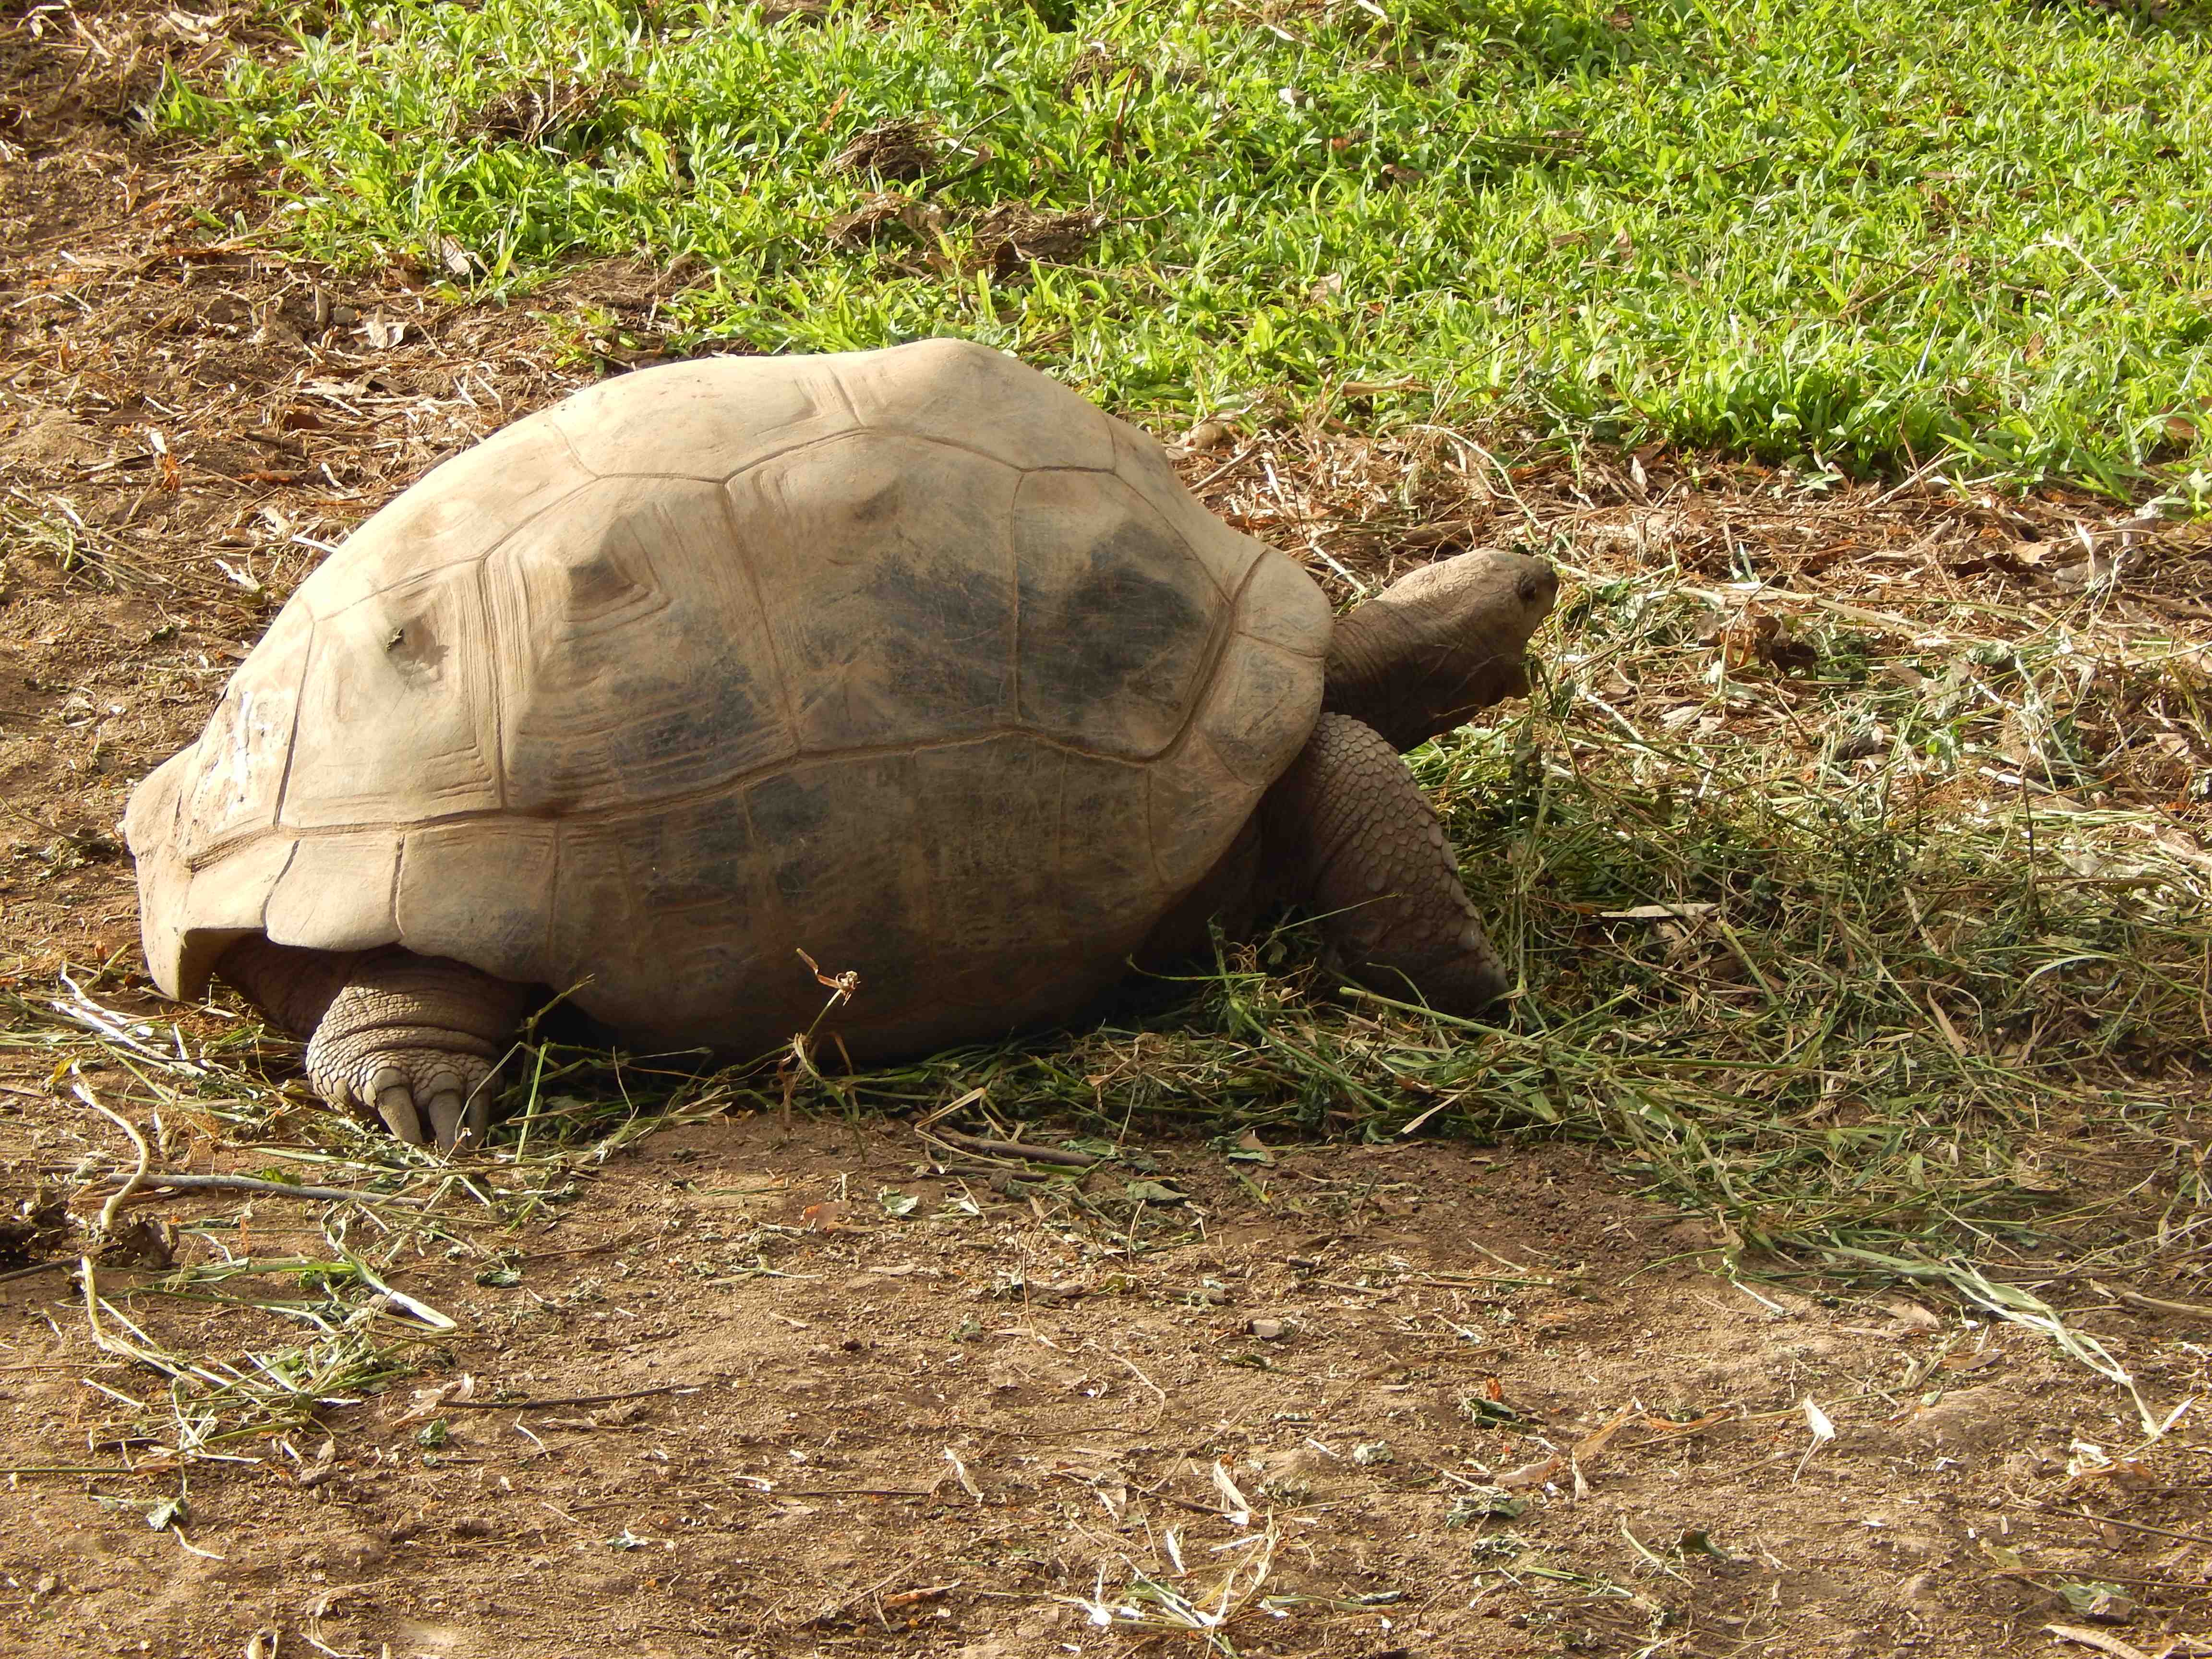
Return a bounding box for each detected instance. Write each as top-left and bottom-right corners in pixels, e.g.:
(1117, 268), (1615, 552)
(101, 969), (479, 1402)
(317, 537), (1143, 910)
(1262, 713), (1509, 1014)
(219, 939), (526, 1149)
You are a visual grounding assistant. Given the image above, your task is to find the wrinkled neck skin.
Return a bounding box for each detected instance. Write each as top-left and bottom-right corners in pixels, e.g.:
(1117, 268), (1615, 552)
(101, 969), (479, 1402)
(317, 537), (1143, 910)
(1322, 612), (1529, 752)
(1321, 552), (1556, 751)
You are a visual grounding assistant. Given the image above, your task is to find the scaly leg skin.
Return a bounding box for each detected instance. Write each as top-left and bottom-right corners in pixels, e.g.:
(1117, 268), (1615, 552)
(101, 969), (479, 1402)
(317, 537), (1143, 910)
(218, 939), (526, 1149)
(1263, 713), (1509, 1014)
(216, 936), (359, 1040)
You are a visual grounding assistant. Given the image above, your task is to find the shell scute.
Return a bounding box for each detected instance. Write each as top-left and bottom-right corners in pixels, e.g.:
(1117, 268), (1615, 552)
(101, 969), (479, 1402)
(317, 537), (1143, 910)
(181, 833), (291, 939)
(1012, 469), (1224, 756)
(1055, 753), (1160, 937)
(1202, 634), (1327, 787)
(290, 416), (589, 621)
(911, 736), (1058, 962)
(540, 799), (789, 1045)
(1236, 548), (1333, 660)
(727, 432), (1018, 753)
(1147, 726), (1264, 889)
(834, 338), (1115, 472)
(178, 601), (311, 866)
(397, 821), (557, 982)
(281, 563), (503, 829)
(548, 354), (856, 481)
(264, 834), (397, 952)
(743, 753), (931, 1025)
(1105, 419), (1254, 587)
(488, 474), (794, 810)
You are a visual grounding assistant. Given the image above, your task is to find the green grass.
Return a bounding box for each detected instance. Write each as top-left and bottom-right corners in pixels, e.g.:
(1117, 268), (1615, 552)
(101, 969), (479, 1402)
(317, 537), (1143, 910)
(161, 0), (2212, 487)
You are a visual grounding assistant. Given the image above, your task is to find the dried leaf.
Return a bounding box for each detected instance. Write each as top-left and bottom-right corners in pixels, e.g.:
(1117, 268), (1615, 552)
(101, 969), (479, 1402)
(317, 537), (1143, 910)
(1226, 1130), (1275, 1166)
(1884, 1300), (1943, 1332)
(969, 201), (1107, 276)
(825, 191), (947, 252)
(881, 1584), (956, 1609)
(1124, 1180), (1187, 1205)
(2058, 1583), (2139, 1625)
(1575, 1404), (1636, 1462)
(1445, 1487), (1528, 1524)
(942, 1446), (984, 1501)
(1496, 1455), (1564, 1490)
(1717, 607), (1820, 675)
(831, 118), (938, 181)
(394, 1375), (475, 1423)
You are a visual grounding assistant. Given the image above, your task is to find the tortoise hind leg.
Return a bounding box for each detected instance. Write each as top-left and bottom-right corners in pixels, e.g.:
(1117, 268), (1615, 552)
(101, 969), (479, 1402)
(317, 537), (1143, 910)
(218, 939), (526, 1149)
(1262, 713), (1509, 1015)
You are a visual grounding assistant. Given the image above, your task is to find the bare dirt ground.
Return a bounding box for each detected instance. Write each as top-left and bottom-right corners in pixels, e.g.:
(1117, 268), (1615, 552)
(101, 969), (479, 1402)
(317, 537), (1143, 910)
(2, 5), (2209, 1658)
(13, 1118), (2212, 1659)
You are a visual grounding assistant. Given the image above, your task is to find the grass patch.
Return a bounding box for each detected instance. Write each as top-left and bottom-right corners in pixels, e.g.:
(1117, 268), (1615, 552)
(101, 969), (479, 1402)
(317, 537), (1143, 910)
(160, 0), (2212, 485)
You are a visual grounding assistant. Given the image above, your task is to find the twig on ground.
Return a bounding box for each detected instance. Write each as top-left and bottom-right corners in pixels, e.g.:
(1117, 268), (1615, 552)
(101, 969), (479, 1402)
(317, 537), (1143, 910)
(446, 1382), (704, 1411)
(0, 1259), (74, 1285)
(923, 1128), (1101, 1168)
(2032, 1505), (2212, 1550)
(2092, 1281), (2212, 1320)
(84, 1171), (428, 1207)
(78, 1078), (151, 1237)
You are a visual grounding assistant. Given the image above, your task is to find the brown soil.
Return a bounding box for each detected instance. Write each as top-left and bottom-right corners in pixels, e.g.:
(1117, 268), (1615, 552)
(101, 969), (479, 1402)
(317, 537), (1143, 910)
(13, 1119), (2212, 1659)
(2, 6), (2209, 1658)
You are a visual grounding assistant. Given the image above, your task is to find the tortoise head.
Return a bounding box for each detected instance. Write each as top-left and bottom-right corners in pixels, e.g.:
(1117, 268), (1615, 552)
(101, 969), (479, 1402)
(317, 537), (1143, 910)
(1320, 550), (1558, 751)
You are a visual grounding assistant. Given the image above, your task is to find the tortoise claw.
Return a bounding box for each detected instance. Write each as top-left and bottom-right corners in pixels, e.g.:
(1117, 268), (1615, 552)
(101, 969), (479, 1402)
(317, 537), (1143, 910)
(359, 1063), (493, 1151)
(421, 1073), (481, 1151)
(371, 1066), (428, 1146)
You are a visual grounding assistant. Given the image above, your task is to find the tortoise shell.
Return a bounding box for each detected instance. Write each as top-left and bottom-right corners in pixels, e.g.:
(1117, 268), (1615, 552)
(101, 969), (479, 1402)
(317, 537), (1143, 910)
(125, 340), (1331, 1058)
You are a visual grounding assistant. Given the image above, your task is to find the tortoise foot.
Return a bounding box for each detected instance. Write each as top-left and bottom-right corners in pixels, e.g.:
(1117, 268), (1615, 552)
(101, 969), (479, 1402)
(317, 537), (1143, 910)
(302, 950), (527, 1149)
(1265, 714), (1510, 1016)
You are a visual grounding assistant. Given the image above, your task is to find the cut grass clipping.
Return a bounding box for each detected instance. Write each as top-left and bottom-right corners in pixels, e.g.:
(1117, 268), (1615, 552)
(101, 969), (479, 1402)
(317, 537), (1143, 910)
(160, 0), (2212, 489)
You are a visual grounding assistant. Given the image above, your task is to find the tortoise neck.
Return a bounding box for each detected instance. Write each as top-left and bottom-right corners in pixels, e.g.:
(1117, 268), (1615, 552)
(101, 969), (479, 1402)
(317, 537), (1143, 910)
(1322, 600), (1531, 752)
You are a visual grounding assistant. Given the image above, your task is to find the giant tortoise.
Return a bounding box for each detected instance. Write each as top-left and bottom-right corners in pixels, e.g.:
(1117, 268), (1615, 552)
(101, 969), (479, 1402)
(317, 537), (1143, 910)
(125, 340), (1556, 1147)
